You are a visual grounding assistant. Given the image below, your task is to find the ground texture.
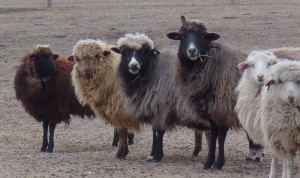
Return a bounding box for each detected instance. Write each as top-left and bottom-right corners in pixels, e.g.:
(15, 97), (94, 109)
(0, 0), (299, 177)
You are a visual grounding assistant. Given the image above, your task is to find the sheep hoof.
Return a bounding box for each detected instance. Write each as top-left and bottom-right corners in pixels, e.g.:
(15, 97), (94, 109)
(147, 156), (154, 161)
(46, 149), (53, 153)
(211, 163), (223, 171)
(116, 156), (127, 160)
(203, 161), (213, 170)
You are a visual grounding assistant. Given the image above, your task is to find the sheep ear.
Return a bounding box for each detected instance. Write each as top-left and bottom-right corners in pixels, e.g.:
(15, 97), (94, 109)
(111, 47), (121, 54)
(67, 55), (75, 62)
(53, 54), (59, 60)
(265, 80), (275, 91)
(151, 49), (160, 55)
(167, 32), (181, 40)
(206, 33), (220, 41)
(237, 61), (250, 72)
(103, 51), (111, 57)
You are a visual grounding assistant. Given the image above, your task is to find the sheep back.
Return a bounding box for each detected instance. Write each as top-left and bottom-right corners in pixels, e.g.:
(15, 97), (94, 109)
(270, 47), (300, 60)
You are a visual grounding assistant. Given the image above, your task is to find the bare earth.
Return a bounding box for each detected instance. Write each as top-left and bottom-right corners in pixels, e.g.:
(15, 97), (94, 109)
(0, 0), (300, 177)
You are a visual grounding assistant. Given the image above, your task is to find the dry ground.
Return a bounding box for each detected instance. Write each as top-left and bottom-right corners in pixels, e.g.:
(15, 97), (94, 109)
(0, 0), (300, 177)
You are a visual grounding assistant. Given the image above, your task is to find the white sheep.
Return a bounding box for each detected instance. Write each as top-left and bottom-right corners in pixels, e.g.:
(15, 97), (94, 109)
(235, 50), (278, 161)
(261, 60), (300, 178)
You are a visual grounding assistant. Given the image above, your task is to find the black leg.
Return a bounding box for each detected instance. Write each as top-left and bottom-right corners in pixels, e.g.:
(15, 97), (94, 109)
(41, 121), (49, 152)
(112, 128), (119, 147)
(212, 126), (229, 170)
(203, 122), (218, 169)
(147, 129), (157, 161)
(152, 129), (165, 162)
(46, 122), (57, 153)
(128, 132), (134, 145)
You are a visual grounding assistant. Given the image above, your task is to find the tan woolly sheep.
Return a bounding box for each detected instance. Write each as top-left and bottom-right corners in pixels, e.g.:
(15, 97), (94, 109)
(69, 39), (140, 159)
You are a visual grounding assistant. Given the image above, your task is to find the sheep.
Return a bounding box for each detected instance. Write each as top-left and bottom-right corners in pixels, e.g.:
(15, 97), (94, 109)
(261, 60), (300, 178)
(166, 16), (264, 170)
(14, 45), (94, 153)
(69, 39), (140, 159)
(235, 50), (279, 162)
(112, 33), (210, 162)
(235, 47), (300, 162)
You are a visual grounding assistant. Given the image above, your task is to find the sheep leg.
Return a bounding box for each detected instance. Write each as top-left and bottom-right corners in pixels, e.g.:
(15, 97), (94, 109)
(269, 156), (278, 178)
(246, 135), (264, 162)
(112, 128), (119, 147)
(192, 129), (203, 157)
(115, 128), (129, 159)
(212, 126), (229, 170)
(46, 122), (57, 153)
(285, 153), (294, 178)
(147, 129), (157, 161)
(203, 122), (218, 169)
(128, 131), (135, 145)
(41, 120), (49, 152)
(149, 129), (165, 163)
(283, 158), (287, 178)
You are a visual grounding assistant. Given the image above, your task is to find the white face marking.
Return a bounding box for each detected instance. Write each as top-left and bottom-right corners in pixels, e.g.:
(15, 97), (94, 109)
(187, 43), (199, 60)
(274, 81), (300, 105)
(128, 52), (140, 74)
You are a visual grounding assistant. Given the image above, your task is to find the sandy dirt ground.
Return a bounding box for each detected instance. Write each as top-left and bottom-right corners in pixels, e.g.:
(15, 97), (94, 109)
(0, 0), (300, 177)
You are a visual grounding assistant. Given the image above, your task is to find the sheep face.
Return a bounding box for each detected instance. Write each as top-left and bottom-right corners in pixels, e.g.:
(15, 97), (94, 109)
(112, 44), (159, 75)
(29, 46), (59, 79)
(238, 51), (278, 85)
(68, 41), (111, 80)
(167, 16), (220, 62)
(266, 80), (300, 106)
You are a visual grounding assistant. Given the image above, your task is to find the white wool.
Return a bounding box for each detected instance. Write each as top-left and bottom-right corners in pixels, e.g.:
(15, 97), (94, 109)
(235, 50), (278, 161)
(117, 33), (154, 50)
(261, 60), (300, 178)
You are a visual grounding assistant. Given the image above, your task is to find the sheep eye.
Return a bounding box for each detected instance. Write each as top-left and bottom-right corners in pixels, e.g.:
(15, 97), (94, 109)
(251, 64), (255, 68)
(297, 81), (300, 85)
(278, 80), (282, 83)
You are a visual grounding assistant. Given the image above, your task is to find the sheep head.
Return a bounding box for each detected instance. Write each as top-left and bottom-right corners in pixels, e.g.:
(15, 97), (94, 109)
(167, 16), (220, 65)
(27, 45), (59, 79)
(68, 39), (111, 80)
(265, 60), (300, 106)
(238, 50), (278, 85)
(112, 33), (159, 76)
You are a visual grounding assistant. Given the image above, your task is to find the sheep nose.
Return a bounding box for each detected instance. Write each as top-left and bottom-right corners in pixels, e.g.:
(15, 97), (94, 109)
(188, 48), (197, 54)
(257, 75), (264, 80)
(288, 96), (295, 102)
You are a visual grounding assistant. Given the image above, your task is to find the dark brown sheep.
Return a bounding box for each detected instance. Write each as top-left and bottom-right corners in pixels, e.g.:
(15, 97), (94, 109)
(14, 45), (94, 153)
(167, 16), (263, 170)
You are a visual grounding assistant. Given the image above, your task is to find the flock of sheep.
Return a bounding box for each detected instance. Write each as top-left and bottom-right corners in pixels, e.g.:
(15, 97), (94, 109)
(14, 16), (300, 178)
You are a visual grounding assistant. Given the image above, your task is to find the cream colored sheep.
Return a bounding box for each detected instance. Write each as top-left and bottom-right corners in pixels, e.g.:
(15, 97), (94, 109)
(262, 60), (300, 178)
(69, 39), (140, 159)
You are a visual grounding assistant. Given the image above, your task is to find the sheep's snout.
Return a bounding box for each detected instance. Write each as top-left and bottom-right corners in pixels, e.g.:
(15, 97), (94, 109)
(257, 74), (264, 82)
(288, 95), (295, 103)
(187, 44), (199, 60)
(128, 57), (140, 74)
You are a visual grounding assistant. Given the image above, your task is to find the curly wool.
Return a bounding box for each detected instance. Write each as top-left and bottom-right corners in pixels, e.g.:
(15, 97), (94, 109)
(261, 60), (300, 157)
(71, 39), (140, 131)
(117, 33), (154, 50)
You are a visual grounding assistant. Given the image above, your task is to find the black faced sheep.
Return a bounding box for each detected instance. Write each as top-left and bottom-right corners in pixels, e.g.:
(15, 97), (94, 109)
(262, 60), (300, 178)
(14, 45), (94, 153)
(167, 16), (263, 170)
(112, 33), (210, 162)
(69, 39), (140, 159)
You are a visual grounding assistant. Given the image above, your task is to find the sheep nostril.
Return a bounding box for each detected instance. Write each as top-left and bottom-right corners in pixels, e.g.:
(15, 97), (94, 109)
(288, 96), (295, 102)
(188, 48), (197, 54)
